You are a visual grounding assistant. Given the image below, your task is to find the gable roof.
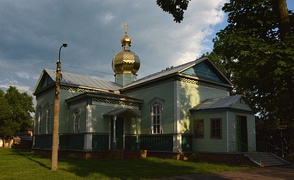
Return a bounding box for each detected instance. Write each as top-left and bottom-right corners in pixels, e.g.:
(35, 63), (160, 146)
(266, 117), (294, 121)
(34, 69), (122, 94)
(122, 57), (232, 91)
(34, 58), (232, 95)
(190, 95), (254, 113)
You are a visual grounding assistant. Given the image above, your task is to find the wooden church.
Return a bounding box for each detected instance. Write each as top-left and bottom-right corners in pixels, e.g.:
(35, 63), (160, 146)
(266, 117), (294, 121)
(33, 25), (256, 159)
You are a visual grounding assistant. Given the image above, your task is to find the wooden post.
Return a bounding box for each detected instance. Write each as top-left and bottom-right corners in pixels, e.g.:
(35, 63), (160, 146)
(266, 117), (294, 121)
(52, 43), (67, 170)
(51, 60), (61, 170)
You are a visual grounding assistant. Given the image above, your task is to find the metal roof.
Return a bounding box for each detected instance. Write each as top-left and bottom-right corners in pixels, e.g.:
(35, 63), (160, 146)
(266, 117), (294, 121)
(104, 108), (141, 117)
(122, 59), (198, 89)
(45, 69), (122, 91)
(122, 58), (232, 90)
(37, 58), (231, 93)
(191, 95), (245, 111)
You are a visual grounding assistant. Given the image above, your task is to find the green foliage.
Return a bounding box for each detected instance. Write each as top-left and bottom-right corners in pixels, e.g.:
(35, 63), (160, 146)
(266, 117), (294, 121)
(156, 0), (191, 23)
(0, 87), (34, 139)
(0, 95), (14, 137)
(213, 0), (294, 131)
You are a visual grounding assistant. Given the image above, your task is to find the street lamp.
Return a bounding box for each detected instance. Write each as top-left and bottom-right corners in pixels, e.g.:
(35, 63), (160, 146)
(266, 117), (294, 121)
(52, 43), (67, 171)
(58, 44), (68, 62)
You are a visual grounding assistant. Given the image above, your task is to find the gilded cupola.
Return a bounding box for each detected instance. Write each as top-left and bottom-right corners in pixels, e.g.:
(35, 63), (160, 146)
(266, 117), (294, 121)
(112, 23), (140, 86)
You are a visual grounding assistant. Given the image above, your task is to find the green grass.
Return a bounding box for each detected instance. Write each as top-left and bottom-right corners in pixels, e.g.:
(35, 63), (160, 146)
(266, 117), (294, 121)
(0, 148), (249, 180)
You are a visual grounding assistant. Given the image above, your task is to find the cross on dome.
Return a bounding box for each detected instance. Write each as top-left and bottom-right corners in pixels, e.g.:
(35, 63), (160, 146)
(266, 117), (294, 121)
(124, 22), (128, 35)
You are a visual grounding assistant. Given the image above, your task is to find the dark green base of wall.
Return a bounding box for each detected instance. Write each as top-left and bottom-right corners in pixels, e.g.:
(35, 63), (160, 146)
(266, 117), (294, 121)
(31, 148), (256, 166)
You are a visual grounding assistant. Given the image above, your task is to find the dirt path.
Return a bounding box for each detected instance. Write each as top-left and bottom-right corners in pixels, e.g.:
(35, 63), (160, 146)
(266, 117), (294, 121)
(159, 165), (294, 180)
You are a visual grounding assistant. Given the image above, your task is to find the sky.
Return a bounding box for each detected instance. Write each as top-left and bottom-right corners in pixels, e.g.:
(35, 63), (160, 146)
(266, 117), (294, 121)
(0, 0), (294, 100)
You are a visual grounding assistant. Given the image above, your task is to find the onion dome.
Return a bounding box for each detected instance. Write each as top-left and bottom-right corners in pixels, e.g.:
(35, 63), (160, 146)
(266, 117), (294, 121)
(112, 23), (140, 75)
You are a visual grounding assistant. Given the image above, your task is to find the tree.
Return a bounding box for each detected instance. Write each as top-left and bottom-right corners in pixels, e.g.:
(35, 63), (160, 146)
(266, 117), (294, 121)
(0, 87), (34, 148)
(212, 0), (294, 143)
(158, 0), (294, 147)
(156, 0), (191, 23)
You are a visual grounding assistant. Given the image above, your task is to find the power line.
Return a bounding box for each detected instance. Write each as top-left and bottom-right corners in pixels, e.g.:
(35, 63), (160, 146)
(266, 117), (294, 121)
(64, 65), (113, 75)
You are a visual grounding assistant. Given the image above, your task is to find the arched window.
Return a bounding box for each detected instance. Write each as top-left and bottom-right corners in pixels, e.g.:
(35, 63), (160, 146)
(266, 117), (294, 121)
(149, 97), (164, 134)
(73, 109), (81, 133)
(37, 106), (42, 134)
(45, 104), (52, 133)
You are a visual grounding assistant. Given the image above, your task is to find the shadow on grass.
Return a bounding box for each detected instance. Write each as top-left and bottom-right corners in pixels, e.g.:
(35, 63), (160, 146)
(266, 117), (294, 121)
(11, 148), (51, 170)
(7, 149), (247, 179)
(59, 157), (202, 179)
(58, 156), (244, 180)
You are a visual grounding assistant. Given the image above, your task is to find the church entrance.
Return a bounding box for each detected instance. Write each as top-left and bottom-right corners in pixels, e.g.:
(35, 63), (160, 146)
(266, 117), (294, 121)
(111, 117), (124, 150)
(236, 115), (248, 152)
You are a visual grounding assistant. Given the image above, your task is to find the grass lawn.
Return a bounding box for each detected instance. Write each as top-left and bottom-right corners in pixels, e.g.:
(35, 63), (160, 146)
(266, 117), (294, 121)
(0, 148), (250, 180)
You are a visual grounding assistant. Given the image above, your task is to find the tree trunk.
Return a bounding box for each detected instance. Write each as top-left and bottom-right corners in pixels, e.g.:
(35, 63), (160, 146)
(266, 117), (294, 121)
(277, 0), (291, 40)
(277, 0), (294, 124)
(0, 137), (3, 148)
(8, 137), (12, 148)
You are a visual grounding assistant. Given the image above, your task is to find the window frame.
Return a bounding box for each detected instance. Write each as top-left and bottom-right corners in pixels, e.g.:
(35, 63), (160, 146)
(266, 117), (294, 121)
(149, 97), (164, 134)
(210, 118), (222, 139)
(45, 105), (51, 134)
(73, 110), (81, 133)
(37, 107), (42, 134)
(151, 102), (161, 134)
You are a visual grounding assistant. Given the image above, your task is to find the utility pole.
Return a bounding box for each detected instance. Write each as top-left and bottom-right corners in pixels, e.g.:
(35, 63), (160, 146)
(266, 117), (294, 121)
(52, 43), (67, 170)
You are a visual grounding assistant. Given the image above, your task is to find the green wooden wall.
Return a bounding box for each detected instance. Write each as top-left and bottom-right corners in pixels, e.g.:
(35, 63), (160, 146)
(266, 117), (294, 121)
(126, 81), (175, 134)
(192, 111), (228, 152)
(179, 81), (229, 134)
(191, 110), (255, 153)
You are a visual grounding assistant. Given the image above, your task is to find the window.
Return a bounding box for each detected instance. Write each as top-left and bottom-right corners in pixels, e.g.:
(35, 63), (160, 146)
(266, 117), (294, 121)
(152, 102), (161, 134)
(45, 105), (51, 133)
(194, 119), (204, 138)
(37, 109), (42, 134)
(210, 118), (222, 139)
(73, 110), (81, 133)
(149, 97), (164, 134)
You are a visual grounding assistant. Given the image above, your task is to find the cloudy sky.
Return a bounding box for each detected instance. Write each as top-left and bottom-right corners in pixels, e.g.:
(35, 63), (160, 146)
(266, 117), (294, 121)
(1, 0), (293, 99)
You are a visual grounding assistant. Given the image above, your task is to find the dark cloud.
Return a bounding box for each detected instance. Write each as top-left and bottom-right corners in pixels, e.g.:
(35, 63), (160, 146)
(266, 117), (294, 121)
(0, 0), (230, 95)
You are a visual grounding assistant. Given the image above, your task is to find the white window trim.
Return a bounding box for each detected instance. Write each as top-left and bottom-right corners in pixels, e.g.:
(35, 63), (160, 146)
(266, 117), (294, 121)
(44, 104), (52, 134)
(45, 108), (51, 134)
(73, 109), (81, 133)
(149, 97), (164, 134)
(37, 108), (42, 134)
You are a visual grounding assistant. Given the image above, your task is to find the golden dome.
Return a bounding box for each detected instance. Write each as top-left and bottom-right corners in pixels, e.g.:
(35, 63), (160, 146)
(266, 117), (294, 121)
(121, 34), (131, 47)
(112, 23), (140, 75)
(112, 50), (140, 74)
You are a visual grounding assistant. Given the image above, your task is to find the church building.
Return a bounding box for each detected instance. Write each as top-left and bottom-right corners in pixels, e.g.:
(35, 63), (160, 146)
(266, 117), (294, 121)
(33, 24), (256, 159)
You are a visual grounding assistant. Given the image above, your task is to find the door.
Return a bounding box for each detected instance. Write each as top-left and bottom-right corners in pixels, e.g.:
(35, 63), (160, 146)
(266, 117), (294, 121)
(236, 115), (248, 152)
(111, 117), (124, 150)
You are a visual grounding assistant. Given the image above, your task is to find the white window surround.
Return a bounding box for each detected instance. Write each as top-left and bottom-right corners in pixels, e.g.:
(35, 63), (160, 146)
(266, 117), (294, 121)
(73, 109), (81, 133)
(45, 104), (51, 134)
(37, 107), (42, 134)
(149, 97), (164, 134)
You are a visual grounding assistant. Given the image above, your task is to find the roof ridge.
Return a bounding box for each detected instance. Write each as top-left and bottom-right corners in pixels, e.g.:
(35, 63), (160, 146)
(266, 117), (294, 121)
(124, 58), (204, 88)
(44, 68), (117, 84)
(43, 69), (122, 91)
